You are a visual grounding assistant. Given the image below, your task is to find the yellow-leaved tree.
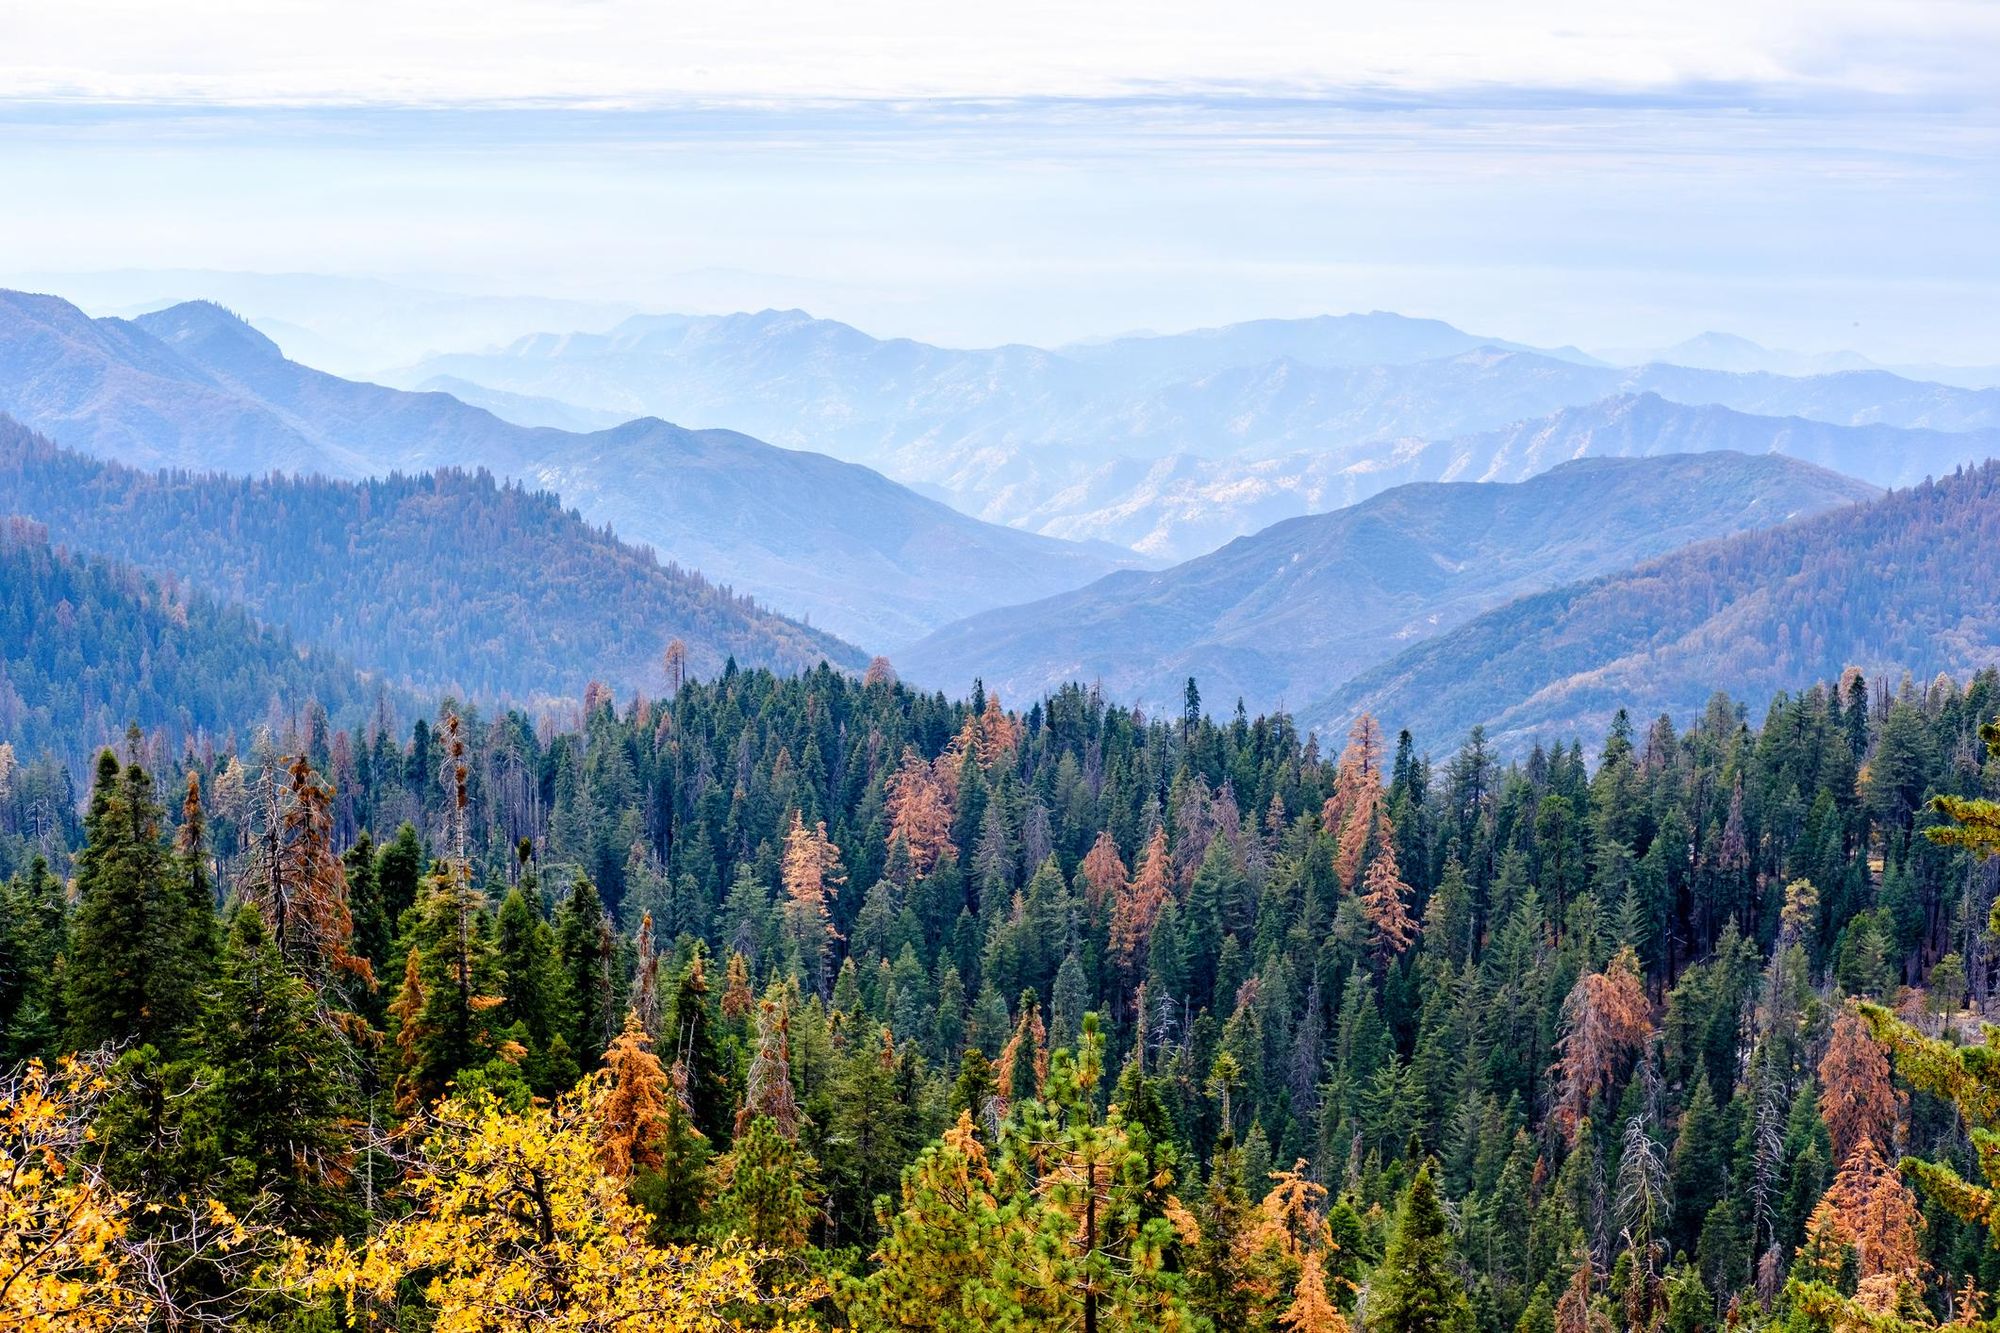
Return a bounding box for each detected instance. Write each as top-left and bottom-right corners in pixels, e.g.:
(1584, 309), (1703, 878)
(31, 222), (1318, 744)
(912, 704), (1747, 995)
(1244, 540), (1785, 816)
(1, 1058), (149, 1332)
(308, 1078), (803, 1332)
(3, 1055), (272, 1332)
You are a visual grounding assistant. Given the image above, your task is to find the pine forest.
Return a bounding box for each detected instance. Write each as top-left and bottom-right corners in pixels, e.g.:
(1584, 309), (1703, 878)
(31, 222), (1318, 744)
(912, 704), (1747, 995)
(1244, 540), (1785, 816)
(8, 657), (2000, 1333)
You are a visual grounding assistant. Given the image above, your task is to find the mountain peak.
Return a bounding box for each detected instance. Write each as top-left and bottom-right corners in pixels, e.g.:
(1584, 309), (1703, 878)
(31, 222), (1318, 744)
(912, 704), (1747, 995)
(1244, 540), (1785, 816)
(132, 299), (287, 366)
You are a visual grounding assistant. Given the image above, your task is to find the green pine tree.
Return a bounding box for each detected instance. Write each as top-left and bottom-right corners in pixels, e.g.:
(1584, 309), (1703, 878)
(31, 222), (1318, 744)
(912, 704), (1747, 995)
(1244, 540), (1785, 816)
(192, 906), (359, 1238)
(553, 870), (617, 1068)
(66, 751), (214, 1055)
(1369, 1161), (1473, 1333)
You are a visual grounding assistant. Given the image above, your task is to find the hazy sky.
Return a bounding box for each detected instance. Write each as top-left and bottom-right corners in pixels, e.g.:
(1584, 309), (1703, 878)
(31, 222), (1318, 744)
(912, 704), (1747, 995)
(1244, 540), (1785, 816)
(2, 1), (1996, 359)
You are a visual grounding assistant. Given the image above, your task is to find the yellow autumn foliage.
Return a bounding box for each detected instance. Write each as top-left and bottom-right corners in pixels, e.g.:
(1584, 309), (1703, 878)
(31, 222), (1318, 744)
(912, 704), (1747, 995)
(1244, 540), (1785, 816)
(1, 1059), (148, 1332)
(308, 1079), (809, 1332)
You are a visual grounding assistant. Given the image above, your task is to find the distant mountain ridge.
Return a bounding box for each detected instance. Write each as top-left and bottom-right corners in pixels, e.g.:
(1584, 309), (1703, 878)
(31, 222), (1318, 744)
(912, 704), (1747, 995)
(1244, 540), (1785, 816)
(1404, 392), (2000, 489)
(958, 391), (2000, 560)
(896, 452), (1879, 717)
(1060, 310), (1606, 380)
(0, 289), (371, 477)
(397, 306), (2000, 537)
(1596, 330), (2000, 388)
(0, 416), (861, 699)
(0, 291), (1137, 648)
(1317, 461), (2000, 751)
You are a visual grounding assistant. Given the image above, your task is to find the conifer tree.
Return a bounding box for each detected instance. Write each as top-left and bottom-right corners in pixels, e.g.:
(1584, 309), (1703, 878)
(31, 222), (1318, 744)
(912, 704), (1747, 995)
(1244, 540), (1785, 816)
(998, 990), (1049, 1108)
(342, 829), (393, 975)
(0, 855), (66, 1061)
(739, 997), (804, 1139)
(1327, 716), (1388, 889)
(242, 754), (371, 985)
(174, 771), (220, 970)
(1080, 830), (1129, 910)
(1184, 836), (1245, 1007)
(1798, 1136), (1925, 1294)
(630, 910), (663, 1035)
(886, 747), (958, 877)
(715, 1114), (820, 1251)
(781, 811), (844, 994)
(1192, 1128), (1256, 1320)
(1854, 969), (2000, 1322)
(67, 751), (212, 1055)
(554, 870), (618, 1067)
(1110, 825), (1172, 979)
(841, 1111), (1013, 1330)
(600, 1008), (715, 1243)
(1551, 947), (1651, 1143)
(1369, 1162), (1472, 1333)
(494, 886), (569, 1093)
(1817, 1008), (1901, 1164)
(373, 821), (426, 925)
(665, 950), (732, 1143)
(720, 951), (754, 1023)
(598, 1010), (674, 1179)
(1669, 1075), (1727, 1256)
(825, 1026), (917, 1246)
(1249, 1163), (1355, 1333)
(1359, 831), (1417, 963)
(390, 864), (508, 1110)
(192, 906), (358, 1238)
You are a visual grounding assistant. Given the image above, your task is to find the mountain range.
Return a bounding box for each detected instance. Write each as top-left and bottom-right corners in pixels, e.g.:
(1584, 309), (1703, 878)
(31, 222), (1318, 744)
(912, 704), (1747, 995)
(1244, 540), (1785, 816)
(10, 279), (2000, 757)
(0, 290), (1136, 647)
(1318, 461), (2000, 750)
(991, 393), (2000, 560)
(0, 417), (860, 699)
(895, 452), (1879, 716)
(396, 307), (2000, 545)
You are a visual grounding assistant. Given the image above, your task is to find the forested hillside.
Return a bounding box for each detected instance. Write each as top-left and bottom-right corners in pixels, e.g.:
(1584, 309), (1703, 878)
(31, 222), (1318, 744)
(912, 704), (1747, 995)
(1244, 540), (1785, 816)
(5, 647), (1999, 1329)
(0, 518), (373, 774)
(899, 453), (1877, 715)
(1320, 462), (2000, 750)
(0, 416), (860, 697)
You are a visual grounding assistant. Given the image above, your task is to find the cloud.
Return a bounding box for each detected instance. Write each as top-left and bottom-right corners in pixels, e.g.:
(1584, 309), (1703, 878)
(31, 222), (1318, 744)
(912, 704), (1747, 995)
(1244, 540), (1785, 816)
(3, 0), (1995, 107)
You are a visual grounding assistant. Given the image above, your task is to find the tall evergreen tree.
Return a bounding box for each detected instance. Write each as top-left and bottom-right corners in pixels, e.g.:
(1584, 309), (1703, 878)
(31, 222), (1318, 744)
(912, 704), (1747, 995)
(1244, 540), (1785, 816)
(66, 751), (213, 1055)
(1369, 1162), (1473, 1333)
(192, 907), (358, 1238)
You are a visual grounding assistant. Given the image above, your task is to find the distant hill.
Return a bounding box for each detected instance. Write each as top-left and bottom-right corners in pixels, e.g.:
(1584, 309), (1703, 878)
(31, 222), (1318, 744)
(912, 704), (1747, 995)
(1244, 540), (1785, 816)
(1059, 311), (1604, 381)
(1391, 392), (2000, 490)
(1006, 392), (2000, 560)
(1317, 462), (2000, 752)
(896, 452), (1878, 716)
(399, 308), (2000, 529)
(0, 289), (370, 476)
(0, 417), (861, 699)
(14, 268), (638, 378)
(0, 292), (1134, 647)
(412, 375), (628, 432)
(0, 516), (374, 773)
(1594, 330), (2000, 388)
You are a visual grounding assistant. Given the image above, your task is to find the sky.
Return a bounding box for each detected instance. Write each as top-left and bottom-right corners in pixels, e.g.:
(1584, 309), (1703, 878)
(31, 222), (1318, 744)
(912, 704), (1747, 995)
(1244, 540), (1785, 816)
(1, 1), (1996, 362)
